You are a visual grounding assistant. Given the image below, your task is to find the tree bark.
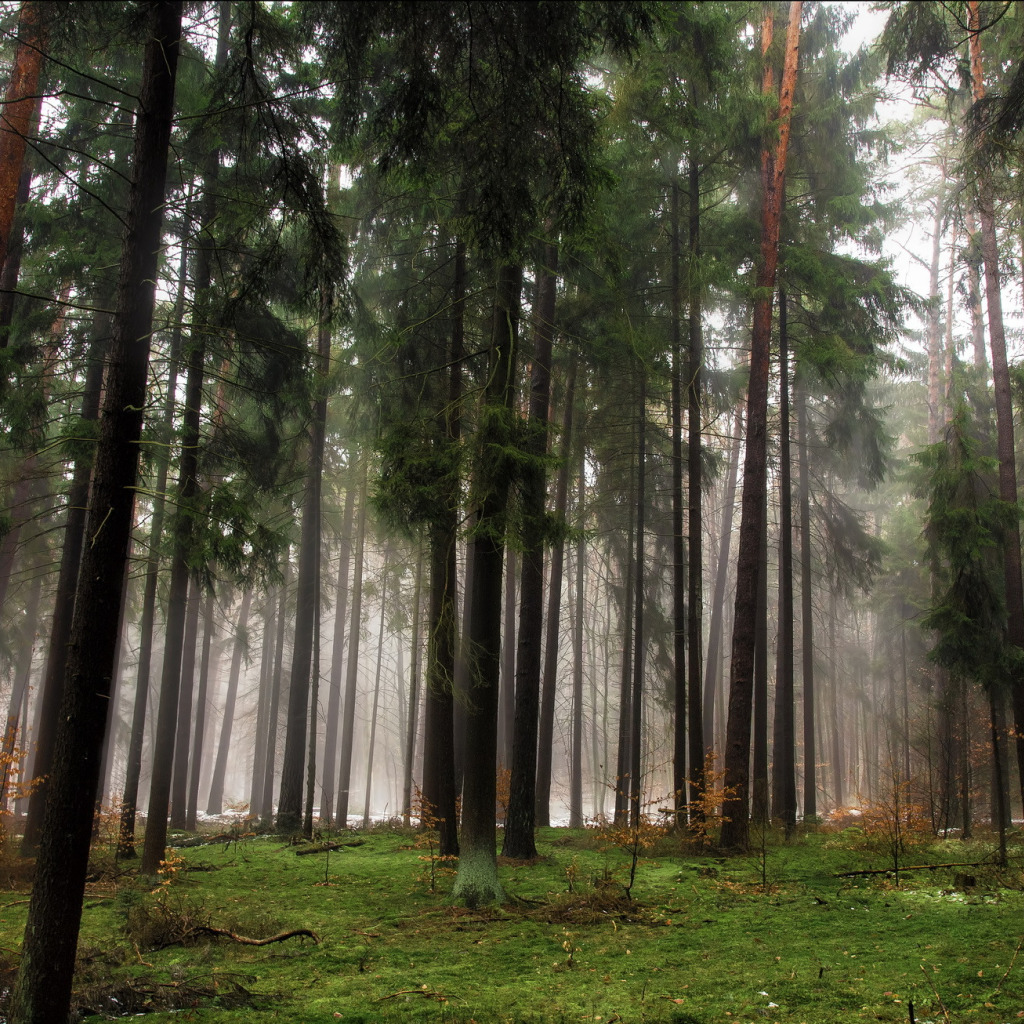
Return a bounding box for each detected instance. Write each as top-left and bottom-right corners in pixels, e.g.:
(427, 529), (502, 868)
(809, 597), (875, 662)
(278, 302), (331, 832)
(0, 0), (47, 349)
(503, 242), (557, 858)
(170, 581), (201, 827)
(336, 457), (368, 826)
(796, 377), (816, 819)
(319, 485), (355, 821)
(21, 317), (107, 855)
(670, 181), (687, 827)
(186, 586), (217, 830)
(771, 289), (796, 833)
(9, 6), (181, 1017)
(686, 158), (706, 828)
(205, 590), (253, 815)
(629, 366), (647, 829)
(967, 1), (1024, 816)
(451, 263), (521, 907)
(420, 237), (465, 857)
(703, 407), (742, 756)
(720, 0), (801, 852)
(536, 368), (575, 827)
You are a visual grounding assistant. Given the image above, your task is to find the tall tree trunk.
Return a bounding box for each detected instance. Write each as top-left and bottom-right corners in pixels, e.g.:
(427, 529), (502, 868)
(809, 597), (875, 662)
(277, 305), (331, 832)
(21, 318), (107, 856)
(796, 378), (816, 819)
(9, 6), (181, 1017)
(703, 407), (742, 754)
(336, 458), (369, 826)
(319, 485), (355, 821)
(402, 545), (424, 826)
(752, 492), (769, 824)
(451, 263), (521, 907)
(613, 460), (636, 826)
(0, 570), (42, 807)
(361, 583), (388, 828)
(186, 587), (217, 830)
(771, 289), (796, 833)
(260, 562), (292, 823)
(205, 590), (253, 815)
(420, 237), (465, 857)
(536, 369), (575, 827)
(170, 581), (201, 827)
(686, 158), (706, 828)
(248, 594), (276, 817)
(0, 0), (47, 350)
(139, 5), (230, 872)
(504, 242), (557, 857)
(670, 181), (687, 827)
(721, 0), (801, 852)
(629, 366), (647, 829)
(967, 1), (1024, 816)
(569, 444), (586, 829)
(112, 204), (190, 857)
(499, 547), (517, 769)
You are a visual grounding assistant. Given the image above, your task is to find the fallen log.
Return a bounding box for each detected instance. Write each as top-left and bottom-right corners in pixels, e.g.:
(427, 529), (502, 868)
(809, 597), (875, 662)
(195, 926), (319, 946)
(835, 859), (997, 878)
(295, 840), (365, 856)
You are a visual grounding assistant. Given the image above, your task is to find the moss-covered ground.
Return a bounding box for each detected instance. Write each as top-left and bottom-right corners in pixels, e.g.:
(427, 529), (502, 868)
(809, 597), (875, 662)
(1, 822), (1022, 1023)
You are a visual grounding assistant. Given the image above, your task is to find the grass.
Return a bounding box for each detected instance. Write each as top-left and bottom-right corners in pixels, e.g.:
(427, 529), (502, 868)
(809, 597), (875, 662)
(0, 821), (1022, 1023)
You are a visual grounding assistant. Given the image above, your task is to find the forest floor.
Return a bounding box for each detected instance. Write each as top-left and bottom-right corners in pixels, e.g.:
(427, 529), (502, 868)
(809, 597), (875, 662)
(0, 819), (1021, 1023)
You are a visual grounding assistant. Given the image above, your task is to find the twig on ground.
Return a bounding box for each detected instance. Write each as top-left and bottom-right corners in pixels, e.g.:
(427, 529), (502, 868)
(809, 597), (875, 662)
(195, 926), (319, 946)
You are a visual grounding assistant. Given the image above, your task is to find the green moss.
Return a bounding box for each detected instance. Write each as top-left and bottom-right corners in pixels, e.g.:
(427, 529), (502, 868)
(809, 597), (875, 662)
(0, 826), (1020, 1022)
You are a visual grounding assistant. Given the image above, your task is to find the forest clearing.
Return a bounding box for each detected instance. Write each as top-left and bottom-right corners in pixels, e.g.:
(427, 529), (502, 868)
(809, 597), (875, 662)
(0, 821), (1020, 1024)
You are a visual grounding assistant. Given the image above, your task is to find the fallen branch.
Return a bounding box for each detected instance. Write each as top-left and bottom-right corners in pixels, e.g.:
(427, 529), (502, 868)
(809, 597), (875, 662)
(195, 926), (319, 946)
(295, 840), (365, 856)
(835, 859), (997, 878)
(374, 987), (447, 1003)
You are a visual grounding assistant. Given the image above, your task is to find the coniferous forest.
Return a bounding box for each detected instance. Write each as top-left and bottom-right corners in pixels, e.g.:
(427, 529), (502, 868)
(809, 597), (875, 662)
(4, 2), (1024, 1021)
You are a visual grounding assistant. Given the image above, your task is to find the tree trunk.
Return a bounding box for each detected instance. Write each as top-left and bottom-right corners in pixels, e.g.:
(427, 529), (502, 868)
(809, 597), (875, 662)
(277, 306), (331, 832)
(720, 0), (798, 847)
(0, 0), (47, 349)
(451, 262), (521, 907)
(613, 461), (636, 826)
(336, 458), (369, 826)
(499, 546), (517, 770)
(720, 0), (801, 852)
(319, 485), (355, 821)
(771, 289), (796, 833)
(686, 157), (706, 828)
(186, 587), (217, 830)
(248, 594), (276, 817)
(170, 581), (201, 827)
(752, 491), (769, 825)
(361, 582), (388, 828)
(8, 6), (181, 1017)
(967, 2), (1024, 816)
(504, 243), (558, 856)
(21, 317), (107, 856)
(670, 181), (687, 827)
(703, 407), (742, 756)
(260, 562), (292, 823)
(536, 368), (575, 827)
(629, 366), (647, 830)
(569, 444), (586, 828)
(402, 544), (424, 825)
(796, 377), (816, 819)
(205, 590), (253, 816)
(420, 237), (465, 857)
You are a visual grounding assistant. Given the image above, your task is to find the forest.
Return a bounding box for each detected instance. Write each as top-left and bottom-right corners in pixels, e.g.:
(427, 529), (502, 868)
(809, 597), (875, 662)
(1, 0), (1024, 1021)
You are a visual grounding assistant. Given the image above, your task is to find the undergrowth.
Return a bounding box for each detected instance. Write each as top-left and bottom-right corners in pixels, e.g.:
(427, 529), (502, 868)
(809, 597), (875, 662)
(0, 822), (1020, 1022)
